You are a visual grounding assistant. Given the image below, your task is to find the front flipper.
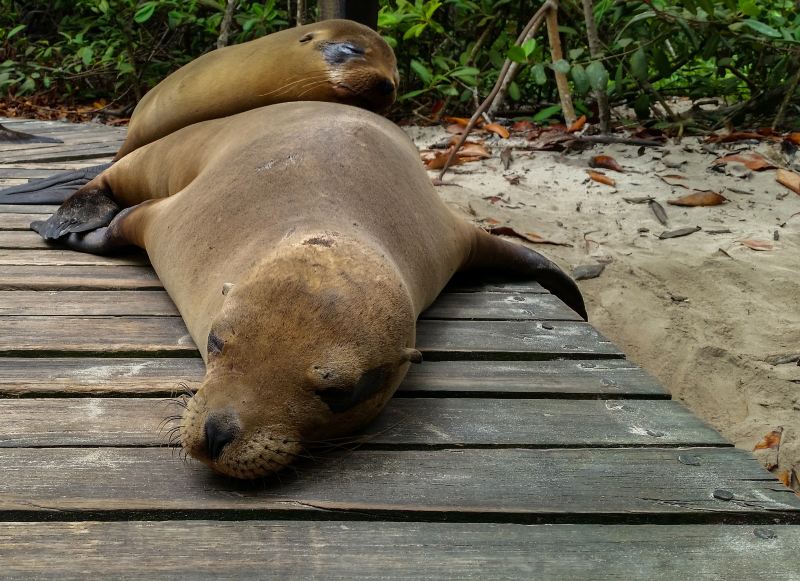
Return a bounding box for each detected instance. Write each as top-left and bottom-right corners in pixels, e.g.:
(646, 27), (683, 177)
(31, 187), (120, 240)
(0, 162), (112, 204)
(33, 205), (138, 256)
(463, 230), (588, 320)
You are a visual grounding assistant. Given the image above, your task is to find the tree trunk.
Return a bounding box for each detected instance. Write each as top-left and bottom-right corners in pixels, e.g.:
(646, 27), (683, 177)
(579, 0), (610, 132)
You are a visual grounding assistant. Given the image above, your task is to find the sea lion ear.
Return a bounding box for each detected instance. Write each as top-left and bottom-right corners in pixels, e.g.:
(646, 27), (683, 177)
(402, 348), (423, 364)
(222, 282), (234, 295)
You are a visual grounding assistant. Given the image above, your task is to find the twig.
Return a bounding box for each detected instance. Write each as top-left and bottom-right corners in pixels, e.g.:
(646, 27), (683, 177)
(439, 0), (554, 179)
(216, 0), (237, 49)
(580, 0), (610, 132)
(515, 134), (665, 149)
(545, 5), (576, 125)
(773, 65), (800, 131)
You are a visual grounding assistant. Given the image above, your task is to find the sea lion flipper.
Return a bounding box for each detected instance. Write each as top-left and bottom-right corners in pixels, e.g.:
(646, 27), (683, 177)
(463, 230), (588, 320)
(0, 162), (112, 204)
(32, 187), (120, 240)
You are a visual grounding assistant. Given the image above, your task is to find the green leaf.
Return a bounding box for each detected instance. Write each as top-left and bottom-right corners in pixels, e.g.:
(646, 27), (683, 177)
(507, 45), (527, 64)
(533, 104), (562, 122)
(615, 37), (633, 49)
(134, 2), (157, 24)
(508, 81), (521, 101)
(741, 19), (781, 38)
(568, 47), (584, 60)
(585, 61), (609, 92)
(98, 0), (109, 14)
(633, 93), (651, 119)
(522, 38), (536, 56)
(410, 59), (433, 85)
(630, 48), (648, 82)
(531, 63), (547, 85)
(6, 24), (26, 40)
(552, 59), (570, 74)
(403, 22), (427, 40)
(399, 88), (427, 101)
(79, 46), (94, 67)
(570, 63), (590, 96)
(451, 66), (480, 80)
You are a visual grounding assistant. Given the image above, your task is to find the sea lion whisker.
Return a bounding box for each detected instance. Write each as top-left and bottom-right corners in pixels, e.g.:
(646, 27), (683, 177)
(256, 71), (332, 98)
(295, 80), (333, 98)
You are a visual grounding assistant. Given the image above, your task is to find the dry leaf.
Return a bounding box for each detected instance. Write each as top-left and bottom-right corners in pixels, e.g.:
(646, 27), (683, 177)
(589, 155), (624, 172)
(459, 142), (491, 158)
(511, 120), (536, 132)
(483, 217), (501, 225)
(754, 428), (783, 451)
(741, 239), (773, 251)
(659, 226), (701, 239)
(482, 195), (503, 204)
(714, 153), (776, 171)
(445, 123), (465, 134)
(776, 168), (800, 195)
(443, 116), (472, 127)
(421, 148), (459, 170)
(485, 226), (571, 246)
(586, 170), (616, 186)
(649, 200), (669, 225)
(668, 191), (727, 207)
(484, 123), (510, 139)
(705, 131), (775, 143)
(567, 115), (587, 133)
(785, 133), (800, 145)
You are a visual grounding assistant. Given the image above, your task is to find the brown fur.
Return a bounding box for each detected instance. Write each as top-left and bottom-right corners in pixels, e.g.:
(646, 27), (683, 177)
(114, 20), (398, 159)
(57, 102), (583, 479)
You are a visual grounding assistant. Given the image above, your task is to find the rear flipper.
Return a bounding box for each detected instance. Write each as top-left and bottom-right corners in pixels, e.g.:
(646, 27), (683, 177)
(32, 205), (137, 256)
(463, 230), (588, 320)
(30, 187), (120, 240)
(0, 162), (112, 204)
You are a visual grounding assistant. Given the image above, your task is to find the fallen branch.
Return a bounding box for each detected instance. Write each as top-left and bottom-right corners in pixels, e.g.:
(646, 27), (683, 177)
(545, 7), (576, 125)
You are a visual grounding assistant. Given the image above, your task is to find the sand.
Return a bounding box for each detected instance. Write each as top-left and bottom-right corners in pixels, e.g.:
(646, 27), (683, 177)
(405, 124), (800, 479)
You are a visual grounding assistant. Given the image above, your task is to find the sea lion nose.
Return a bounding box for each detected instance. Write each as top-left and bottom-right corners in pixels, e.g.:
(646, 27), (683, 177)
(376, 78), (395, 95)
(204, 411), (239, 460)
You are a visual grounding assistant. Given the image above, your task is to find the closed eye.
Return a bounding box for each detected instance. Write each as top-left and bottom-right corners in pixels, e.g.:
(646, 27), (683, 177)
(315, 365), (389, 413)
(320, 41), (366, 65)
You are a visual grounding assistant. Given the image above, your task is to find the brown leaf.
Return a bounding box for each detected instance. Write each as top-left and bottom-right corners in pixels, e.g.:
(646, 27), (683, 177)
(483, 217), (501, 225)
(485, 226), (571, 246)
(776, 168), (800, 195)
(668, 191), (727, 207)
(586, 170), (616, 186)
(659, 226), (701, 239)
(484, 123), (510, 139)
(458, 142), (491, 158)
(754, 427), (783, 451)
(421, 148), (459, 170)
(785, 132), (800, 145)
(658, 174), (690, 188)
(445, 123), (465, 134)
(443, 116), (472, 127)
(741, 239), (773, 251)
(705, 131), (776, 143)
(567, 115), (587, 133)
(714, 152), (776, 171)
(482, 195), (503, 204)
(649, 200), (668, 225)
(589, 155), (624, 172)
(511, 120), (536, 132)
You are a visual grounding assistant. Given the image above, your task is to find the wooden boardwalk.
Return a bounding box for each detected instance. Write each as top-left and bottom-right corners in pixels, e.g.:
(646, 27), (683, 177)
(1, 117), (799, 579)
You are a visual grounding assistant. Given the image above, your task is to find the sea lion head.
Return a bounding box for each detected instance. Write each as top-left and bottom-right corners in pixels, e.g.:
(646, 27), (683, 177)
(286, 19), (399, 113)
(180, 234), (419, 479)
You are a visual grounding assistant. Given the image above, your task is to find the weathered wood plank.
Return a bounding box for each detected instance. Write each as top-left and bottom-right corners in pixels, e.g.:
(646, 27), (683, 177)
(0, 250), (148, 266)
(0, 358), (663, 397)
(0, 265), (161, 290)
(0, 213), (47, 230)
(2, 145), (117, 164)
(0, 317), (621, 358)
(0, 447), (796, 520)
(0, 205), (59, 214)
(0, 398), (726, 448)
(0, 290), (578, 320)
(445, 275), (546, 293)
(0, 133), (124, 154)
(0, 231), (60, 249)
(1, 522), (796, 580)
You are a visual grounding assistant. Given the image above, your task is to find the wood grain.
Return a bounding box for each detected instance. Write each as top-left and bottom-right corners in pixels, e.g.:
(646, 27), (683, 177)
(0, 249), (148, 266)
(0, 265), (161, 290)
(0, 213), (49, 230)
(0, 397), (726, 448)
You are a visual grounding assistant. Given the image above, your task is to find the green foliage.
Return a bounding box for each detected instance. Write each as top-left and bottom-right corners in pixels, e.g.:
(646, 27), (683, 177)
(1, 0), (799, 124)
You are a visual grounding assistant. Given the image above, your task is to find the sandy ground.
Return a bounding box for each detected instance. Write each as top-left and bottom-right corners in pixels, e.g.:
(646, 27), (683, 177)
(405, 123), (800, 479)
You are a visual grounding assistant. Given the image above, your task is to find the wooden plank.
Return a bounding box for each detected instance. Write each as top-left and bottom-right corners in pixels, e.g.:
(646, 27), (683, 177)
(0, 398), (726, 448)
(0, 213), (48, 230)
(1, 522), (797, 580)
(0, 231), (59, 249)
(0, 205), (59, 214)
(0, 290), (577, 320)
(0, 265), (161, 290)
(445, 275), (546, 293)
(0, 447), (797, 520)
(2, 145), (117, 164)
(0, 317), (621, 358)
(0, 133), (123, 154)
(0, 250), (148, 266)
(0, 358), (663, 398)
(421, 292), (581, 320)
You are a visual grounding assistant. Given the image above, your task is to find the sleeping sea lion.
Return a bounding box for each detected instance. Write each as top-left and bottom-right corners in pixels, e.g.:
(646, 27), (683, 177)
(0, 19), (397, 204)
(33, 102), (586, 479)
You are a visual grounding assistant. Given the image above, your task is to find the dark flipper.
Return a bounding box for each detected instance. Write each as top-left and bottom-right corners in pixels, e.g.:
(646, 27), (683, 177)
(464, 230), (588, 320)
(31, 188), (120, 240)
(0, 123), (63, 144)
(32, 205), (137, 256)
(0, 162), (113, 204)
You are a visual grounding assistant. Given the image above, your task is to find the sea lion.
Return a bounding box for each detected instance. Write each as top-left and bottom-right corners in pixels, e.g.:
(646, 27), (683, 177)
(34, 102), (586, 479)
(0, 19), (397, 204)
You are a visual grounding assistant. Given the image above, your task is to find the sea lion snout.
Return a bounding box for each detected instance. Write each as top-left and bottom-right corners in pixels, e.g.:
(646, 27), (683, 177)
(204, 408), (240, 460)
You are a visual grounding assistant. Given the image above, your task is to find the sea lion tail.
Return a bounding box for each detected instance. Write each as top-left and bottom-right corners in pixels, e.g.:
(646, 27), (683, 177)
(0, 162), (112, 204)
(462, 229), (588, 321)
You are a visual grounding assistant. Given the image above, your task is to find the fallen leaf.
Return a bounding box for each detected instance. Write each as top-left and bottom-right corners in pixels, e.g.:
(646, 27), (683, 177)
(705, 131), (777, 143)
(447, 135), (484, 147)
(776, 168), (800, 195)
(659, 174), (690, 188)
(482, 195), (503, 204)
(503, 173), (521, 185)
(511, 120), (536, 132)
(482, 217), (501, 225)
(567, 115), (586, 133)
(649, 200), (668, 225)
(778, 470), (792, 487)
(443, 116), (472, 127)
(623, 196), (655, 204)
(445, 123), (465, 134)
(586, 170), (616, 186)
(573, 263), (605, 280)
(754, 427), (783, 451)
(741, 239), (773, 251)
(459, 142), (491, 158)
(785, 133), (800, 145)
(484, 123), (510, 139)
(485, 226), (571, 246)
(713, 152), (776, 171)
(668, 191), (727, 207)
(421, 148), (458, 170)
(659, 226), (701, 239)
(589, 155), (624, 172)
